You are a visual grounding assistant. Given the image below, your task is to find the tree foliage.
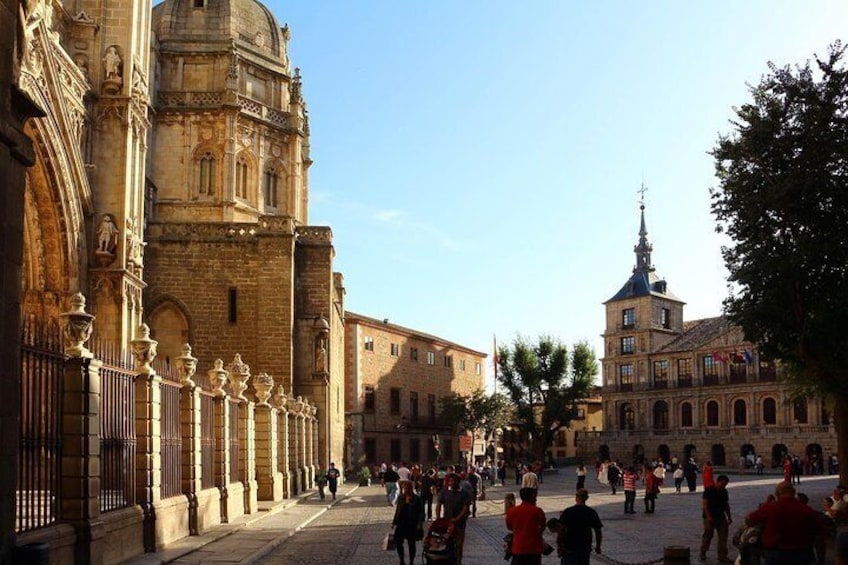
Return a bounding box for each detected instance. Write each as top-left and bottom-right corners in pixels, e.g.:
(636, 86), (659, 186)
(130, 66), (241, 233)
(710, 41), (848, 482)
(496, 336), (597, 462)
(439, 388), (510, 461)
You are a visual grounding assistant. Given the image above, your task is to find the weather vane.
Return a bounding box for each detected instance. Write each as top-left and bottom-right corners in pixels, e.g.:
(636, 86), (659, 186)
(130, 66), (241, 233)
(637, 182), (648, 207)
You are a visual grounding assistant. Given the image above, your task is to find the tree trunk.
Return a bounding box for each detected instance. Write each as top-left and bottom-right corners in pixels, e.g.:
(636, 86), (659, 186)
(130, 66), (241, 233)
(834, 393), (848, 486)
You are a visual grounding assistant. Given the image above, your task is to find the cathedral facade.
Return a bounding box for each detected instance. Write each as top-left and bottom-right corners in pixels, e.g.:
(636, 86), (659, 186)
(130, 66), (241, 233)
(577, 204), (837, 469)
(1, 0), (345, 561)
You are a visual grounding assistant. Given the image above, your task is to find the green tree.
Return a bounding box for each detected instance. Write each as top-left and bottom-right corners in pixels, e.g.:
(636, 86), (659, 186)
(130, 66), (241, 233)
(439, 388), (509, 463)
(497, 336), (597, 462)
(710, 41), (848, 483)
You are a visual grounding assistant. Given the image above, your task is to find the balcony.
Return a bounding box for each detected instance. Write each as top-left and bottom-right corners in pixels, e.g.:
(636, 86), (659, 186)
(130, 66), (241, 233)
(677, 376), (692, 388)
(703, 374), (719, 386)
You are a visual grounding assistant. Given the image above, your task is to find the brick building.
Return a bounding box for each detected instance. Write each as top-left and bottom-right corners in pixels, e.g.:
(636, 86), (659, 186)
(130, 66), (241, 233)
(344, 312), (487, 469)
(577, 203), (837, 468)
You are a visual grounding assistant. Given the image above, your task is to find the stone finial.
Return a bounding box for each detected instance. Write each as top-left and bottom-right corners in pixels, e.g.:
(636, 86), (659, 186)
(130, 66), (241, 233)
(286, 395), (301, 414)
(60, 292), (96, 358)
(208, 359), (228, 397)
(273, 385), (288, 411)
(227, 353), (251, 401)
(175, 343), (198, 388)
(309, 402), (318, 419)
(131, 323), (158, 376)
(253, 373), (275, 406)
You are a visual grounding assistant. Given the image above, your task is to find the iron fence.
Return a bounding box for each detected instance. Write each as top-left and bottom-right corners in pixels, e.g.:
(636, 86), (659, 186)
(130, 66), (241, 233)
(17, 317), (64, 533)
(94, 340), (137, 513)
(200, 391), (216, 490)
(161, 379), (182, 499)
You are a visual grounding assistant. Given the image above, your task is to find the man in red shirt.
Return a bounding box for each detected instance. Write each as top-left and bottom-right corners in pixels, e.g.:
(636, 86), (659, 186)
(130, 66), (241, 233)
(505, 487), (547, 565)
(745, 481), (821, 565)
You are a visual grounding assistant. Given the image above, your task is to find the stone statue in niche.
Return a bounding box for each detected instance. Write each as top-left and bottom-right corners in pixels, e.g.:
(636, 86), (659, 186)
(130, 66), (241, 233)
(101, 46), (123, 95)
(314, 336), (327, 373)
(95, 214), (119, 265)
(125, 217), (146, 270)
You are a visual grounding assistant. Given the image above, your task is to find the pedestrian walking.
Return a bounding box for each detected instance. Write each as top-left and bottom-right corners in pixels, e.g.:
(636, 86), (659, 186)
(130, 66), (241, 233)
(315, 467), (327, 501)
(703, 461), (715, 489)
(557, 488), (603, 565)
(326, 462), (340, 500)
(505, 487), (547, 565)
(392, 480), (424, 565)
(623, 466), (638, 514)
(521, 465), (539, 490)
(644, 468), (660, 513)
(384, 465), (400, 505)
(421, 468), (436, 520)
(576, 463), (587, 491)
(700, 474), (733, 562)
(685, 458), (699, 492)
(607, 462), (621, 495)
(435, 473), (471, 565)
(673, 466), (684, 493)
(745, 481), (821, 565)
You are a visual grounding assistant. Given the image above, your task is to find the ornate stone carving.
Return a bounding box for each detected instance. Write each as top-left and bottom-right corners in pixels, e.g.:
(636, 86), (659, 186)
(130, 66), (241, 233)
(208, 359), (228, 397)
(175, 343), (198, 388)
(309, 402), (318, 419)
(95, 213), (119, 265)
(253, 373), (274, 406)
(60, 292), (95, 358)
(125, 217), (146, 271)
(273, 385), (288, 411)
(314, 336), (327, 374)
(131, 324), (158, 376)
(102, 45), (123, 95)
(227, 353), (251, 401)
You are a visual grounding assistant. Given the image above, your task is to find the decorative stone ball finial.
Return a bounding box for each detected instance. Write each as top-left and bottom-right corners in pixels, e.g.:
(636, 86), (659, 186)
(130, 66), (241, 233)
(60, 292), (96, 358)
(253, 373), (275, 406)
(208, 359), (228, 397)
(131, 323), (158, 376)
(175, 343), (198, 388)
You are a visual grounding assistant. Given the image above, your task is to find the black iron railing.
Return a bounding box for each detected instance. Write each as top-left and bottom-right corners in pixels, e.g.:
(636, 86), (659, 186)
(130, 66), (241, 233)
(200, 391), (216, 490)
(160, 379), (182, 499)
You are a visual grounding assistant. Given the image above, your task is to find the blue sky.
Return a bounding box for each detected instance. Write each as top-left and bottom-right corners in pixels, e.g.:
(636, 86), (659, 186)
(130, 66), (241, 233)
(267, 0), (848, 379)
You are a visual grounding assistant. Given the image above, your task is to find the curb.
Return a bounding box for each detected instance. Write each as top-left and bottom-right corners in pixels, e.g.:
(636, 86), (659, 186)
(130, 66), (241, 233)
(241, 484), (361, 565)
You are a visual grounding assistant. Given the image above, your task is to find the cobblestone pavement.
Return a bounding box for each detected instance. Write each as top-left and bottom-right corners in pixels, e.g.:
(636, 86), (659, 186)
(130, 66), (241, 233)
(257, 472), (840, 565)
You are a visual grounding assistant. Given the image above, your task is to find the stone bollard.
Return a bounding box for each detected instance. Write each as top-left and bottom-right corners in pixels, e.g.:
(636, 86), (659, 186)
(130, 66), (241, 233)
(504, 493), (516, 514)
(663, 546), (690, 565)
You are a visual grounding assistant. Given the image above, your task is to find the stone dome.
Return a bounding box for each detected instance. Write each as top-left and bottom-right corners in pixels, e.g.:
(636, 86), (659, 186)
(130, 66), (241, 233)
(152, 0), (286, 59)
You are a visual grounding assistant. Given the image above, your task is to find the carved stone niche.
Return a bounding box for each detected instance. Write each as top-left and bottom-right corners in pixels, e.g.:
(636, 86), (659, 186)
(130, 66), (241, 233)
(312, 314), (330, 378)
(101, 45), (123, 95)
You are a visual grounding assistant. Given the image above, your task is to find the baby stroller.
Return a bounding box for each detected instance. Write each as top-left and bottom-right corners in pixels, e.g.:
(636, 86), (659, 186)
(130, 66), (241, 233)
(423, 518), (457, 564)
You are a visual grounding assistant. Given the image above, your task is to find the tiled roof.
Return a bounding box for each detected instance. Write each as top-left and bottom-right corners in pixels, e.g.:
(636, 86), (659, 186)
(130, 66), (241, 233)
(344, 311), (488, 357)
(655, 316), (745, 354)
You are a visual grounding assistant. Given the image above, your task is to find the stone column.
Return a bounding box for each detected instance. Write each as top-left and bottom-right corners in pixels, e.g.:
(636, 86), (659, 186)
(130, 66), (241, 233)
(227, 354), (257, 513)
(287, 396), (300, 495)
(132, 324), (161, 553)
(176, 344), (200, 535)
(311, 404), (320, 472)
(273, 386), (290, 498)
(296, 396), (308, 491)
(303, 396), (314, 489)
(254, 373), (282, 501)
(208, 360), (232, 522)
(59, 294), (105, 564)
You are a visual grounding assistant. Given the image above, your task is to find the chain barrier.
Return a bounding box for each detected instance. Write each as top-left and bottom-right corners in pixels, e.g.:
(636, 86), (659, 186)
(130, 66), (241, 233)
(594, 552), (665, 565)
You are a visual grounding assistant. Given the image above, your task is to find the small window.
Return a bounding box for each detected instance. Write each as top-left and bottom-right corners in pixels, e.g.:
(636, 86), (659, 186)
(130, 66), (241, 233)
(264, 166), (279, 208)
(364, 386), (375, 412)
(653, 360), (669, 388)
(364, 336), (374, 351)
(390, 388), (401, 414)
(661, 307), (671, 329)
(444, 355), (452, 368)
(459, 359), (466, 371)
(621, 336), (635, 354)
(235, 155), (249, 199)
(193, 0), (205, 7)
(681, 402), (693, 427)
(198, 152), (216, 196)
(410, 347), (418, 361)
(619, 364), (634, 386)
(475, 362), (481, 375)
(409, 438), (421, 462)
(677, 358), (692, 378)
(427, 351), (435, 365)
(428, 394), (436, 424)
(409, 392), (419, 423)
(390, 438), (401, 462)
(228, 288), (237, 323)
(390, 343), (399, 357)
(622, 308), (635, 328)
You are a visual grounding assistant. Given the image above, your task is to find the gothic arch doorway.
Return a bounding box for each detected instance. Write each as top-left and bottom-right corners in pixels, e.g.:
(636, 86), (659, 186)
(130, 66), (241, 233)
(598, 445), (610, 463)
(657, 444), (670, 464)
(710, 444), (726, 466)
(772, 444), (788, 468)
(632, 444), (645, 465)
(683, 444), (697, 462)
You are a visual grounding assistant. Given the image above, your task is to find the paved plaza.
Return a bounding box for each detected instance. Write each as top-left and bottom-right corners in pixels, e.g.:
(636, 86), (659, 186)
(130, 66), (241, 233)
(134, 470), (841, 565)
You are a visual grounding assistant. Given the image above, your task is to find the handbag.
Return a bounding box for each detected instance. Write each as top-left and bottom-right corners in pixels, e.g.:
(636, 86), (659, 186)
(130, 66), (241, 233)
(383, 531), (396, 551)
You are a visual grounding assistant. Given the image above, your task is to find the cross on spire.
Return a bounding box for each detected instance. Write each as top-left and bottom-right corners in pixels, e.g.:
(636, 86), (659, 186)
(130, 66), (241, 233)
(637, 182), (648, 208)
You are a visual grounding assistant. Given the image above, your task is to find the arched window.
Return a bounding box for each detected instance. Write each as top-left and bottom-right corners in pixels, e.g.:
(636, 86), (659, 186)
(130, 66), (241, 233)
(198, 152), (216, 196)
(793, 399), (808, 424)
(235, 156), (249, 199)
(706, 400), (719, 426)
(264, 166), (279, 208)
(763, 398), (777, 425)
(733, 399), (747, 426)
(653, 401), (669, 430)
(680, 402), (693, 427)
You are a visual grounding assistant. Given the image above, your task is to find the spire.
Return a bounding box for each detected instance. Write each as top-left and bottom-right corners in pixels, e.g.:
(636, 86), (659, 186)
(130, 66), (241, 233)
(633, 183), (654, 274)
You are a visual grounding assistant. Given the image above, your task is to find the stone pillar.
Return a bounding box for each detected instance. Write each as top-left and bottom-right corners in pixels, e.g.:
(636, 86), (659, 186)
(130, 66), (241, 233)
(176, 344), (201, 535)
(132, 324), (161, 553)
(227, 354), (257, 514)
(208, 360), (232, 522)
(311, 404), (320, 473)
(273, 386), (290, 498)
(59, 294), (105, 564)
(254, 373), (282, 501)
(296, 397), (308, 491)
(287, 397), (300, 495)
(303, 397), (313, 489)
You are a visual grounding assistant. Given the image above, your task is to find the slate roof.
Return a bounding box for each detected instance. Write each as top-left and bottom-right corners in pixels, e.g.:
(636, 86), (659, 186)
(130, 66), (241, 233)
(655, 316), (745, 354)
(605, 270), (683, 303)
